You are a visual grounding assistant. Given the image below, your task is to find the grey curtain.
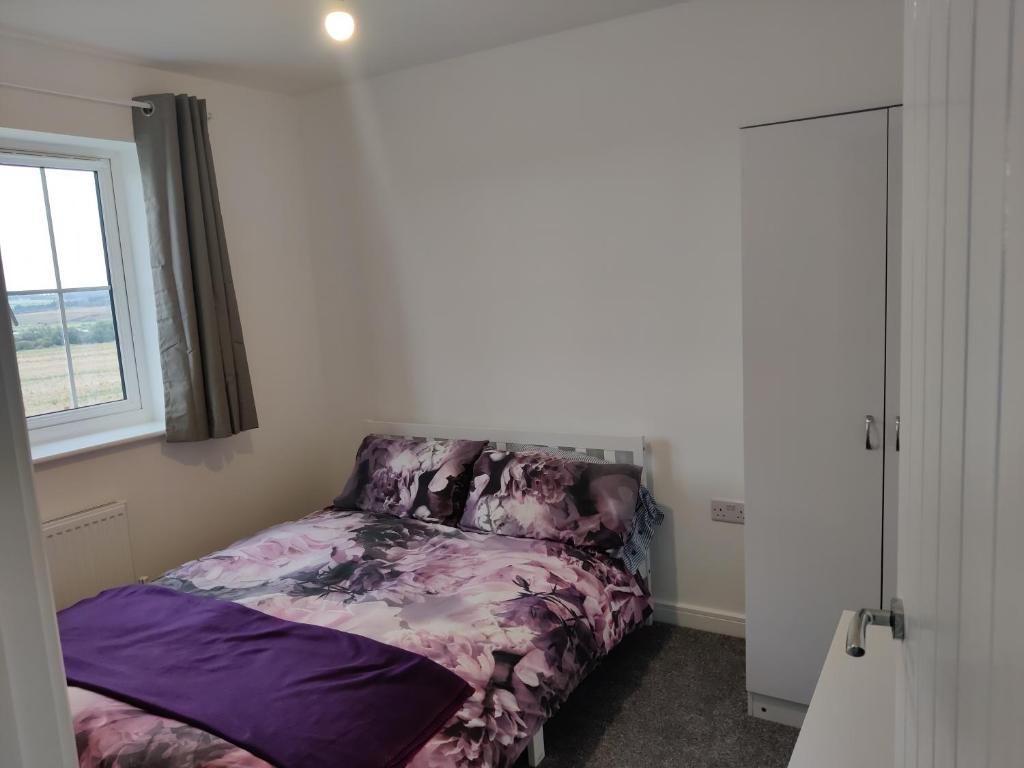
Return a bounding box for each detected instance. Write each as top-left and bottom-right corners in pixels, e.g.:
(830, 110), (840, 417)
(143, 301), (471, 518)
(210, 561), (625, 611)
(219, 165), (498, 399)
(132, 93), (258, 442)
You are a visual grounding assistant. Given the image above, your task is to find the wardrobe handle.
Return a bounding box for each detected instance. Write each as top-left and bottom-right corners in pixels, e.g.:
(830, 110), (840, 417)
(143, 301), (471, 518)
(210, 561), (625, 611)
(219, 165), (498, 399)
(895, 417), (901, 452)
(865, 415), (877, 450)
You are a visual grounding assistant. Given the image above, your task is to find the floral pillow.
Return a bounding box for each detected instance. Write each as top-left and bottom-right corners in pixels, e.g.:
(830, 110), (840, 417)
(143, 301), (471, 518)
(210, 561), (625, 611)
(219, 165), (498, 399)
(334, 436), (487, 524)
(459, 449), (642, 552)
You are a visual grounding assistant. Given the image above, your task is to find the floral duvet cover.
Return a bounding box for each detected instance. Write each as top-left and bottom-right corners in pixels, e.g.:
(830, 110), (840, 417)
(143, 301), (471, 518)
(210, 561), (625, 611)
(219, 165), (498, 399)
(70, 508), (651, 768)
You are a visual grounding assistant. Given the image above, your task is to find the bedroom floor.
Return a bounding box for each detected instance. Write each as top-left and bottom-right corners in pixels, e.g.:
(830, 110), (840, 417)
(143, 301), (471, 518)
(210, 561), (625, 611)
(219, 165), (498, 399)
(518, 624), (798, 768)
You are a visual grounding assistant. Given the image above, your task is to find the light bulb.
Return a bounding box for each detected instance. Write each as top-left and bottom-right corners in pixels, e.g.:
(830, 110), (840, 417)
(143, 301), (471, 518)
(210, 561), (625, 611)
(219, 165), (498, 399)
(325, 11), (356, 42)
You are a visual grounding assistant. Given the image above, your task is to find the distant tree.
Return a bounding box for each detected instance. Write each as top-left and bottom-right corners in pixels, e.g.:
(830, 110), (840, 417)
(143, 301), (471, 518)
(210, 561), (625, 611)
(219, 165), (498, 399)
(14, 320), (116, 350)
(13, 325), (65, 350)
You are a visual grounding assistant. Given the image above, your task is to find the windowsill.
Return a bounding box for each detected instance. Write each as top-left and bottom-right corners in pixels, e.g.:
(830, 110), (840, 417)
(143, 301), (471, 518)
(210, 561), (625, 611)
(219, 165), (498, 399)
(31, 421), (165, 464)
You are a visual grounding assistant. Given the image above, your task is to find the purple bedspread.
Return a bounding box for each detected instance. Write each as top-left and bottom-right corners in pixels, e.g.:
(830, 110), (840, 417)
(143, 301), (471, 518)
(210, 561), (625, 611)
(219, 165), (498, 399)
(69, 510), (650, 767)
(58, 585), (472, 768)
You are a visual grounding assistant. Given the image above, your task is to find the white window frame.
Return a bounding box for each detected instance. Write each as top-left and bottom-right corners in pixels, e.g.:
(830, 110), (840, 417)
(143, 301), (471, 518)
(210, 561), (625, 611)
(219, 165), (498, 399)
(0, 131), (163, 460)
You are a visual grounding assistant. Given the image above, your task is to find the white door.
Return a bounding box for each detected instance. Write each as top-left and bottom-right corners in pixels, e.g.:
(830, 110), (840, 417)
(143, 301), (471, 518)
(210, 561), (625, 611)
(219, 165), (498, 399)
(0, 270), (77, 766)
(897, 0), (1024, 764)
(742, 109), (889, 708)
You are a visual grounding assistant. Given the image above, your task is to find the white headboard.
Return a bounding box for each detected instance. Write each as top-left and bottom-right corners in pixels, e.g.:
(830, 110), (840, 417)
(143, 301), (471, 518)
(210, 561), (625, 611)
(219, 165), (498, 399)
(365, 421), (651, 491)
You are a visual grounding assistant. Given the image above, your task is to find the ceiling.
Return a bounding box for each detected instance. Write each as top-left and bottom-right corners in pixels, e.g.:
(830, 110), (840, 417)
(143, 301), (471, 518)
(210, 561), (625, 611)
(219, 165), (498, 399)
(0, 0), (688, 93)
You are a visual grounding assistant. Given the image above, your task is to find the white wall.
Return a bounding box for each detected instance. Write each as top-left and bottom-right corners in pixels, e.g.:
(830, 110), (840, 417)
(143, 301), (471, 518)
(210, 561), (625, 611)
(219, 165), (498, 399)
(0, 35), (353, 580)
(298, 0), (903, 626)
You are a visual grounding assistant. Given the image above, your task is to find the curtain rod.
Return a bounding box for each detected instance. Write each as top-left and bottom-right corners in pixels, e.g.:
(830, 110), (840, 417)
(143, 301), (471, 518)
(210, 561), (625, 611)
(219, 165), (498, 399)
(0, 81), (155, 115)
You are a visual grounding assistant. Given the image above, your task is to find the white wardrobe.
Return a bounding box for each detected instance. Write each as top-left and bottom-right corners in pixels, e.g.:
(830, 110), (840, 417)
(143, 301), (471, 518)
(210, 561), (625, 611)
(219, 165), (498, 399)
(741, 106), (901, 724)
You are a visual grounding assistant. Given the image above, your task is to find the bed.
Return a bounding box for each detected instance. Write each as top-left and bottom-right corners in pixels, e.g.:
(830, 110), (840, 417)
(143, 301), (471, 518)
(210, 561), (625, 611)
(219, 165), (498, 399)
(67, 422), (654, 768)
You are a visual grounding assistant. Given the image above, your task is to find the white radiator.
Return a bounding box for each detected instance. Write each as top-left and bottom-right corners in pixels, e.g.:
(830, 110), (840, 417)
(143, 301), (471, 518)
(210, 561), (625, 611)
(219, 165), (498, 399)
(42, 502), (137, 610)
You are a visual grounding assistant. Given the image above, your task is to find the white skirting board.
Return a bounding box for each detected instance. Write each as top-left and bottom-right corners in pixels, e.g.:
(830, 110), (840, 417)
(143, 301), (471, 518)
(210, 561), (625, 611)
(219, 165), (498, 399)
(652, 600), (746, 638)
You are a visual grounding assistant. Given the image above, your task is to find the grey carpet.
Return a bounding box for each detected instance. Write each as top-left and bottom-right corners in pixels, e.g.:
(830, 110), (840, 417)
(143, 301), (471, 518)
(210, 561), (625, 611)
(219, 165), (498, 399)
(516, 623), (798, 768)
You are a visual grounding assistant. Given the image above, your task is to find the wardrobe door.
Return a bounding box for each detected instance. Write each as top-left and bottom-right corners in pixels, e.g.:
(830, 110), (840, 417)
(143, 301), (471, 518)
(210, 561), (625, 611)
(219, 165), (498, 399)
(742, 109), (888, 708)
(882, 106), (902, 607)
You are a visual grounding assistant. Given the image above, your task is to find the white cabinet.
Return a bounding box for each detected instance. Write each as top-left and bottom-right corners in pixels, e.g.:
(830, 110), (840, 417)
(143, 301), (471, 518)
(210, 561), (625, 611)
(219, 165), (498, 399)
(787, 612), (896, 768)
(741, 106), (901, 722)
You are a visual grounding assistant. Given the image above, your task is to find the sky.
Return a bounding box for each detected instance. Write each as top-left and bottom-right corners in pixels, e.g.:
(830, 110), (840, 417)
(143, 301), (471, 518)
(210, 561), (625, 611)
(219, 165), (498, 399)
(0, 164), (110, 293)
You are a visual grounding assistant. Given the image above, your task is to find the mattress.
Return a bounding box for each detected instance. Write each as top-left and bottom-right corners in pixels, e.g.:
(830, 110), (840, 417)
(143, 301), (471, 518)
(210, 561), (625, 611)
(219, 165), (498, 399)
(69, 508), (651, 767)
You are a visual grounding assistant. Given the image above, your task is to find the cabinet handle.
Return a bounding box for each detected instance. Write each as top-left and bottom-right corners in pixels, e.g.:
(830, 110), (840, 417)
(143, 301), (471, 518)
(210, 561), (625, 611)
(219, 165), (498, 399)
(865, 415), (877, 450)
(895, 417), (901, 451)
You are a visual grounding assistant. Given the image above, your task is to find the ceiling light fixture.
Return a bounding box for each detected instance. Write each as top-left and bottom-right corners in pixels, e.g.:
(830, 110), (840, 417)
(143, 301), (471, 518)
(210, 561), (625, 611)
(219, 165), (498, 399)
(325, 10), (356, 42)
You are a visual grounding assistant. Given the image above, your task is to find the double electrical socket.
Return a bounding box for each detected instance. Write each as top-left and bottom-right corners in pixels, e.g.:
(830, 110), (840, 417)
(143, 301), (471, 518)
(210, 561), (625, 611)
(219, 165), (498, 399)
(711, 499), (745, 524)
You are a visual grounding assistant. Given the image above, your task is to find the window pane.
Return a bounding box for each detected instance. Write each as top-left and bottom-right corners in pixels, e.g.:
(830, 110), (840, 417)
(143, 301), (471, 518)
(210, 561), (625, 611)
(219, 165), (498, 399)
(0, 165), (57, 291)
(45, 168), (111, 289)
(65, 289), (125, 407)
(8, 293), (72, 417)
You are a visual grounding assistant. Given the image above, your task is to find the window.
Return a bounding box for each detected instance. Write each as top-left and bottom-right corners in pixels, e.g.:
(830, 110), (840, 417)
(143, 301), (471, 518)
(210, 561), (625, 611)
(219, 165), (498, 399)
(0, 140), (161, 458)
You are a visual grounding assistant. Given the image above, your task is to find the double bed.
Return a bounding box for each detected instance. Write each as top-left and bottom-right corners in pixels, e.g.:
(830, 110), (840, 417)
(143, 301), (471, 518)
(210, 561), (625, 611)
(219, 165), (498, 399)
(67, 423), (655, 768)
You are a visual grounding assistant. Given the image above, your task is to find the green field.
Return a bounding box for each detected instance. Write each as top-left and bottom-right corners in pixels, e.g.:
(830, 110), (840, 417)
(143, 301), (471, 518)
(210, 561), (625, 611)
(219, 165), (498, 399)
(17, 342), (124, 417)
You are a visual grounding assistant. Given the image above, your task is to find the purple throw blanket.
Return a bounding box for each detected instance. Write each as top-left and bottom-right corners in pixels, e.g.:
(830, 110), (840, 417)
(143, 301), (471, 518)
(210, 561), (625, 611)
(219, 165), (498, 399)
(58, 585), (472, 768)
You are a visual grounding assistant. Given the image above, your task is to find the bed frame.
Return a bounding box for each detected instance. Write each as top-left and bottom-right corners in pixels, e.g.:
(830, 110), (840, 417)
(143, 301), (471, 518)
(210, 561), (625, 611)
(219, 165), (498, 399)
(366, 421), (652, 767)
